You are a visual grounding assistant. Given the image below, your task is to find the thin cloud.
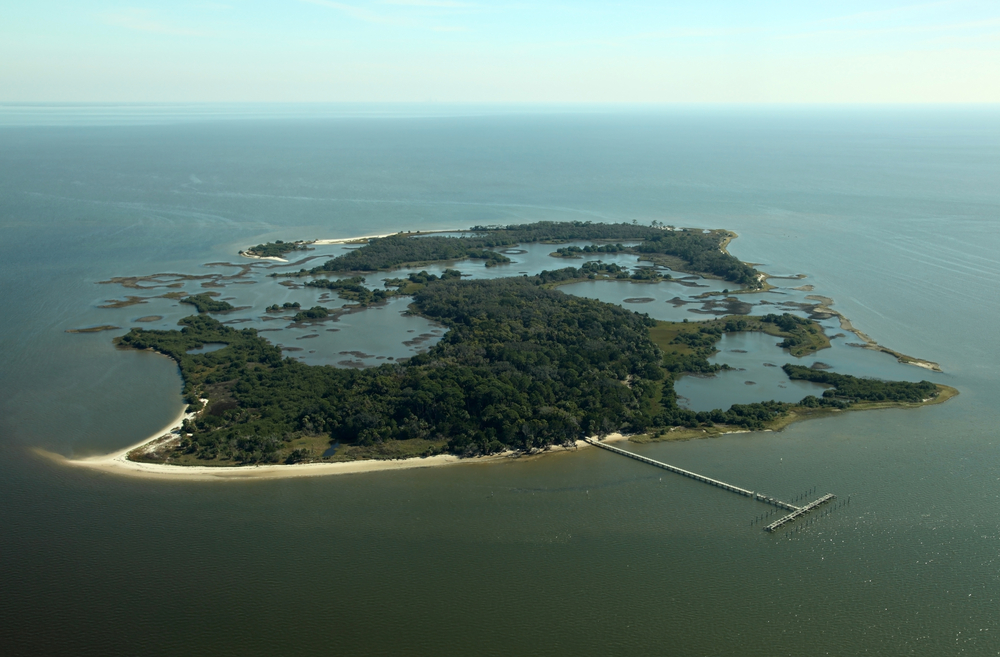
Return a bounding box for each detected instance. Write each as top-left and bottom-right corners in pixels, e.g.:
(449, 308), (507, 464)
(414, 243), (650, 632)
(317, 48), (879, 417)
(299, 0), (467, 29)
(926, 30), (1000, 45)
(382, 0), (474, 6)
(780, 16), (1000, 41)
(299, 0), (409, 25)
(816, 0), (963, 26)
(632, 26), (762, 40)
(101, 8), (210, 36)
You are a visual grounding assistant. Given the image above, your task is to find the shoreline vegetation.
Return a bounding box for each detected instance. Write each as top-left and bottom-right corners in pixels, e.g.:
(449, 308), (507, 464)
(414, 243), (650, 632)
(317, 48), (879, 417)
(278, 222), (760, 286)
(239, 239), (311, 262)
(44, 415), (633, 481)
(62, 221), (956, 479)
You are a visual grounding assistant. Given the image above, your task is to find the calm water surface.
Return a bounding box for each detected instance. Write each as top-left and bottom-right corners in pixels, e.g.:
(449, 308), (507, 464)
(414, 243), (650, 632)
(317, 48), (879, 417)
(1, 106), (998, 656)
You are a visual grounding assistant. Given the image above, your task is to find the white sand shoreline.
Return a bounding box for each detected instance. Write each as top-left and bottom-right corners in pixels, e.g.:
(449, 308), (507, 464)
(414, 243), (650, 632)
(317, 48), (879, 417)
(49, 225), (946, 482)
(238, 229), (464, 263)
(313, 229), (465, 246)
(313, 233), (396, 245)
(239, 252), (287, 263)
(40, 412), (630, 482)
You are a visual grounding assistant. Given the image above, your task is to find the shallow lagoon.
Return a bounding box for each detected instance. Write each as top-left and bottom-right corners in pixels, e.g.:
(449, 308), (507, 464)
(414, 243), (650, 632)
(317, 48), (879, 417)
(675, 332), (831, 410)
(288, 296), (445, 367)
(559, 278), (731, 321)
(675, 326), (945, 411)
(92, 238), (919, 392)
(93, 239), (748, 367)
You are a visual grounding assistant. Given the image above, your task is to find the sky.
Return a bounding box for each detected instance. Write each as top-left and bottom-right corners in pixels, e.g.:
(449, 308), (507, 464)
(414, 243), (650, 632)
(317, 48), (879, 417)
(2, 0), (999, 103)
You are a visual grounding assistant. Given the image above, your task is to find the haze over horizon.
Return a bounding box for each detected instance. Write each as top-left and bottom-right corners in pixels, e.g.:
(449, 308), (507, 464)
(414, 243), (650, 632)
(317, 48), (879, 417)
(3, 0), (1000, 104)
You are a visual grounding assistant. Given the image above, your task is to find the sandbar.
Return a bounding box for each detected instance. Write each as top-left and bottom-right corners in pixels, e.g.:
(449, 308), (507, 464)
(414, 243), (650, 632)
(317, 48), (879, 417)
(240, 253), (287, 263)
(313, 229), (464, 246)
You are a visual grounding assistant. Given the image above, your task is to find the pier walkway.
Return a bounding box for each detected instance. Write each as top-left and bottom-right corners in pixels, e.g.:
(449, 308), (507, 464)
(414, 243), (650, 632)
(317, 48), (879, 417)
(763, 493), (836, 532)
(585, 438), (833, 530)
(585, 437), (756, 497)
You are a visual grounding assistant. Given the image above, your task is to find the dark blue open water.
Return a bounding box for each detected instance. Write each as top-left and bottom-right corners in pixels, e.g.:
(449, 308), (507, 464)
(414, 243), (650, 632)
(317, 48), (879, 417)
(1, 105), (998, 656)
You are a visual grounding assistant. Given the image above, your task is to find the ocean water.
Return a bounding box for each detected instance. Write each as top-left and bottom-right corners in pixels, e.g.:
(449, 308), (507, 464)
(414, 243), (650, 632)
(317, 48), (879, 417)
(1, 105), (999, 656)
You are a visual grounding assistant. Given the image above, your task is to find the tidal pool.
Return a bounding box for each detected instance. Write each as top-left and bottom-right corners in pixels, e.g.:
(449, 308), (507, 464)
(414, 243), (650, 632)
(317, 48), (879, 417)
(93, 240), (869, 375)
(559, 278), (749, 321)
(185, 343), (228, 355)
(287, 296), (446, 368)
(674, 327), (940, 412)
(674, 332), (831, 411)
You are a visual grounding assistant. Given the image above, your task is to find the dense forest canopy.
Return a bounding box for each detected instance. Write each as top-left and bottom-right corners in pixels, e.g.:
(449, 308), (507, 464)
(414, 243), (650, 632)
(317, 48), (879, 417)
(242, 240), (310, 258)
(179, 294), (235, 313)
(307, 235), (512, 273)
(782, 365), (938, 404)
(119, 278), (666, 462)
(553, 243), (628, 257)
(305, 277), (390, 305)
(116, 275), (853, 465)
(634, 231), (758, 285)
(110, 222), (943, 466)
(469, 220), (662, 243)
(301, 221), (759, 287)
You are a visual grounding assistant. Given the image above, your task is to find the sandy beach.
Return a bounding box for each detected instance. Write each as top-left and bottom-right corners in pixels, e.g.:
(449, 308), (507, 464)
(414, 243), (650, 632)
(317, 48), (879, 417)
(45, 225), (946, 483)
(313, 229), (466, 246)
(238, 229), (457, 264)
(40, 409), (627, 482)
(239, 252), (288, 262)
(313, 233), (396, 245)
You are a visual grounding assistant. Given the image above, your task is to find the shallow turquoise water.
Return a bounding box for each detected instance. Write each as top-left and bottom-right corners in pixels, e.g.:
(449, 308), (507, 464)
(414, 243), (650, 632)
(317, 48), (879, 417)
(1, 106), (998, 656)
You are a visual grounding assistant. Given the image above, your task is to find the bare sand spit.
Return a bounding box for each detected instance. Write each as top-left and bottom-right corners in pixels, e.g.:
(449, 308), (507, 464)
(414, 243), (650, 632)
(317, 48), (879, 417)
(239, 253), (287, 262)
(314, 229), (465, 246)
(313, 234), (395, 245)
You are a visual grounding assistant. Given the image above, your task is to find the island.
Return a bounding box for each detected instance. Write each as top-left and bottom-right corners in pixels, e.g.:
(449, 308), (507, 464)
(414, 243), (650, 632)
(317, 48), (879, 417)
(240, 239), (311, 260)
(54, 220), (954, 478)
(286, 222), (760, 286)
(179, 293), (237, 313)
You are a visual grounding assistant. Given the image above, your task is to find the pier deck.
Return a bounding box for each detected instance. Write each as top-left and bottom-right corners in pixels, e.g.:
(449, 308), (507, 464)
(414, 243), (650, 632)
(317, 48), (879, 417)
(585, 438), (756, 497)
(764, 493), (837, 532)
(585, 438), (834, 530)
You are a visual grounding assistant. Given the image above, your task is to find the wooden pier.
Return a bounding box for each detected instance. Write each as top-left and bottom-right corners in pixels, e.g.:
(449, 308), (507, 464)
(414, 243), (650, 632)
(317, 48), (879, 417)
(585, 438), (834, 531)
(585, 438), (757, 498)
(763, 493), (836, 532)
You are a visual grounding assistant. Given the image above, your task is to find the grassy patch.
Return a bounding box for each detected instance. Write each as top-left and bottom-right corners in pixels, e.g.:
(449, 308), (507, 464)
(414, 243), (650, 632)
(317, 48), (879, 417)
(756, 319), (830, 356)
(283, 434), (333, 456)
(327, 438), (449, 462)
(648, 321), (699, 356)
(635, 253), (698, 275)
(650, 314), (831, 367)
(396, 281), (424, 295)
(630, 424), (747, 443)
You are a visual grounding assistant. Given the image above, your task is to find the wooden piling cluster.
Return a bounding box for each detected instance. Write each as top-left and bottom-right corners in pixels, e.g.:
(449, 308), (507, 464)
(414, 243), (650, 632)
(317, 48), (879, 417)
(763, 493), (836, 532)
